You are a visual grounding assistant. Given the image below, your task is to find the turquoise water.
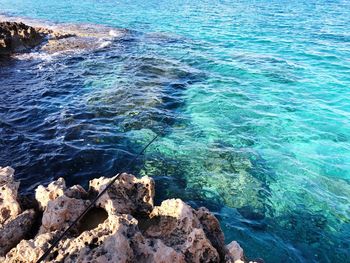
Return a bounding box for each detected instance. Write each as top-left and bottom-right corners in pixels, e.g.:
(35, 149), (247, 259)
(1, 0), (350, 262)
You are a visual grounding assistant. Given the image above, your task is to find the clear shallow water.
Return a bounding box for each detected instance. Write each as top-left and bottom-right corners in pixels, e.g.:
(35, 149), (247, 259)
(1, 0), (350, 262)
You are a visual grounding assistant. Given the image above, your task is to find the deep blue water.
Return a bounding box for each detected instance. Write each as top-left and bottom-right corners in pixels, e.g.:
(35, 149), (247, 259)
(1, 0), (350, 262)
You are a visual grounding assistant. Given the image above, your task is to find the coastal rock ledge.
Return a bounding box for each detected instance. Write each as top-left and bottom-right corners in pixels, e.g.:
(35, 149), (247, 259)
(0, 166), (260, 263)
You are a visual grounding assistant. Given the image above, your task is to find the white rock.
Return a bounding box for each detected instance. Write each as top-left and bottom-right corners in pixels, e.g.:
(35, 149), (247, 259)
(0, 167), (21, 226)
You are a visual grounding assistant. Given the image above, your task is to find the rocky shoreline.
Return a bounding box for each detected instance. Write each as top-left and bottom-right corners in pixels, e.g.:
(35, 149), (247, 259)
(0, 166), (260, 263)
(0, 19), (127, 56)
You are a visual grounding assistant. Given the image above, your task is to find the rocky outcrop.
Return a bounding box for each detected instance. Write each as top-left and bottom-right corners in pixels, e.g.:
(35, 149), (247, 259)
(0, 209), (36, 256)
(0, 21), (79, 56)
(0, 167), (22, 225)
(144, 199), (221, 262)
(0, 22), (44, 55)
(227, 241), (244, 262)
(0, 167), (260, 263)
(0, 167), (37, 257)
(89, 173), (154, 215)
(0, 18), (128, 56)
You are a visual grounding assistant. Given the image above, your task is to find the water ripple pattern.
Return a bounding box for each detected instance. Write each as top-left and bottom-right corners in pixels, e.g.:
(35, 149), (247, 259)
(0, 0), (350, 262)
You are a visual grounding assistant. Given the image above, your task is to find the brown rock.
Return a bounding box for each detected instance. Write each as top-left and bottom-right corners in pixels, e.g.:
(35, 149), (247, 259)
(0, 166), (21, 226)
(0, 209), (36, 256)
(39, 194), (89, 234)
(89, 173), (154, 215)
(0, 22), (44, 55)
(35, 177), (66, 210)
(35, 177), (88, 211)
(2, 232), (56, 263)
(144, 199), (221, 262)
(227, 241), (244, 261)
(196, 207), (231, 261)
(1, 170), (257, 263)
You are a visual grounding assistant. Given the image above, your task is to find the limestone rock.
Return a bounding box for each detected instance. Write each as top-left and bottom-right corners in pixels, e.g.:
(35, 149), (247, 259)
(0, 209), (36, 256)
(1, 170), (257, 263)
(89, 173), (154, 215)
(196, 207), (231, 261)
(40, 194), (89, 234)
(0, 166), (21, 226)
(56, 214), (137, 262)
(35, 27), (75, 40)
(56, 214), (183, 263)
(64, 184), (88, 199)
(35, 177), (87, 211)
(0, 17), (130, 56)
(144, 199), (221, 262)
(0, 22), (44, 55)
(131, 234), (185, 263)
(35, 178), (66, 210)
(3, 232), (56, 263)
(3, 213), (185, 263)
(227, 241), (244, 262)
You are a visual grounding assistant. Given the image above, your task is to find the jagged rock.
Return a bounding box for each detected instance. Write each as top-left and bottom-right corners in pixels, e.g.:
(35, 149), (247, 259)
(0, 209), (36, 256)
(3, 213), (185, 263)
(227, 241), (244, 262)
(35, 27), (75, 40)
(0, 22), (44, 55)
(39, 194), (89, 234)
(65, 184), (88, 200)
(58, 214), (137, 262)
(35, 177), (87, 210)
(2, 232), (56, 262)
(131, 234), (185, 263)
(35, 178), (66, 210)
(144, 199), (221, 262)
(0, 166), (21, 225)
(1, 170), (257, 263)
(196, 207), (231, 261)
(89, 173), (154, 215)
(57, 214), (186, 263)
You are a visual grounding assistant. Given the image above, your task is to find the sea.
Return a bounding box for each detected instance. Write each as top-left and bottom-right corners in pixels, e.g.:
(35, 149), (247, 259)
(0, 0), (349, 262)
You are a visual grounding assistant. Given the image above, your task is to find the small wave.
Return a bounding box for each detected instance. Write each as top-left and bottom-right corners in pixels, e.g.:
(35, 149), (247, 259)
(109, 30), (123, 38)
(14, 51), (59, 61)
(98, 39), (113, 49)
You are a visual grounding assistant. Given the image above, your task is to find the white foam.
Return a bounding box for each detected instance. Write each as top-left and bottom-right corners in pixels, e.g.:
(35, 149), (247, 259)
(99, 40), (112, 48)
(14, 52), (56, 61)
(109, 29), (122, 38)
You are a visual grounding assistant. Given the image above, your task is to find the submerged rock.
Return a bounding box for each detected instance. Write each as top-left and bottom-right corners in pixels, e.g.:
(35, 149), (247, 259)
(0, 167), (258, 263)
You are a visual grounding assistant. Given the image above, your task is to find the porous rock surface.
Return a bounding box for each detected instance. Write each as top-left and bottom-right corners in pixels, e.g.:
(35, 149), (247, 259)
(0, 167), (257, 263)
(0, 22), (44, 55)
(0, 166), (21, 225)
